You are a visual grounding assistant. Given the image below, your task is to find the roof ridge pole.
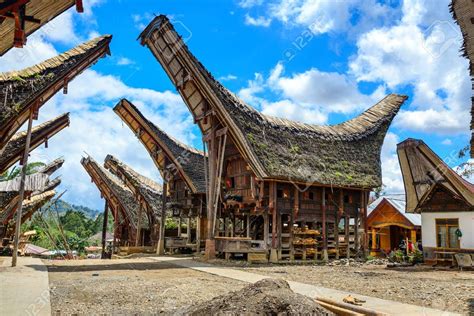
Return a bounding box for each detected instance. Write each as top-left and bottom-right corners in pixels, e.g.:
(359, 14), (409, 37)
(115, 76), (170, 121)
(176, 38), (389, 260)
(11, 108), (34, 267)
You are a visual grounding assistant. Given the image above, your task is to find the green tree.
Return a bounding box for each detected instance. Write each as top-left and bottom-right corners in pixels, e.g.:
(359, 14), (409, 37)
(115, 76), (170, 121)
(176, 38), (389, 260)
(0, 162), (46, 181)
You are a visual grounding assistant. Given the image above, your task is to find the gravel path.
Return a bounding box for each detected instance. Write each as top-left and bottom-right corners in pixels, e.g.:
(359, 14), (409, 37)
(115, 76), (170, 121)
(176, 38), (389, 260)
(45, 258), (246, 315)
(237, 263), (474, 315)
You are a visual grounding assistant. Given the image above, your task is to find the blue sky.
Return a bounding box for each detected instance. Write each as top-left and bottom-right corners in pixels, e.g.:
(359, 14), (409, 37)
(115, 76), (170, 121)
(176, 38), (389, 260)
(0, 0), (472, 210)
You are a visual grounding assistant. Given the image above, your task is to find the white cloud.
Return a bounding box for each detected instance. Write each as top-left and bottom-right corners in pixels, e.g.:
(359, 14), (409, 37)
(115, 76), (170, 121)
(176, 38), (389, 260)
(350, 0), (471, 136)
(239, 0), (399, 35)
(244, 14), (272, 27)
(117, 57), (135, 66)
(238, 0), (264, 8)
(27, 69), (194, 210)
(218, 74), (238, 81)
(238, 62), (387, 125)
(441, 138), (453, 145)
(380, 132), (405, 194)
(132, 13), (154, 30)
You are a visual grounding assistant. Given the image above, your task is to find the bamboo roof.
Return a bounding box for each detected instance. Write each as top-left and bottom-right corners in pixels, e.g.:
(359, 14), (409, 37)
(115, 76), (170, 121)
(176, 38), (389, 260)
(0, 113), (69, 174)
(81, 155), (148, 229)
(397, 138), (474, 213)
(114, 99), (206, 194)
(104, 154), (162, 219)
(0, 0), (78, 56)
(139, 15), (407, 189)
(0, 34), (112, 150)
(451, 0), (474, 158)
(4, 190), (56, 227)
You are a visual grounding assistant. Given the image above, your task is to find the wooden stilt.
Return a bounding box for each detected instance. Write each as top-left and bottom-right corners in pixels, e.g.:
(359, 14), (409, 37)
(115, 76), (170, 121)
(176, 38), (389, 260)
(264, 209), (269, 250)
(12, 109), (34, 267)
(135, 200), (142, 246)
(246, 214), (250, 238)
(187, 217), (192, 243)
(354, 198), (360, 258)
(101, 200), (109, 259)
(177, 217), (182, 237)
(270, 181), (278, 262)
(157, 180), (167, 255)
(322, 187), (328, 262)
(345, 214), (350, 259)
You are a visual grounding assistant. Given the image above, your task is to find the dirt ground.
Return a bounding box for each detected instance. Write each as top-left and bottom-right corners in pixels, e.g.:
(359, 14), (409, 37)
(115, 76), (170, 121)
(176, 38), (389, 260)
(236, 263), (474, 314)
(45, 258), (247, 315)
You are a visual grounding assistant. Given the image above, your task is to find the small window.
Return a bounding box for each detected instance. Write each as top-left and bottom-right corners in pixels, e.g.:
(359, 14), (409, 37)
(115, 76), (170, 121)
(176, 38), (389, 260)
(436, 218), (460, 249)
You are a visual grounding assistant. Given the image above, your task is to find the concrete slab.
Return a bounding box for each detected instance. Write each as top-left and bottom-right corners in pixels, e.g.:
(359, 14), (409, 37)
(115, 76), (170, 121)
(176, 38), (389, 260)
(0, 257), (51, 316)
(150, 256), (460, 316)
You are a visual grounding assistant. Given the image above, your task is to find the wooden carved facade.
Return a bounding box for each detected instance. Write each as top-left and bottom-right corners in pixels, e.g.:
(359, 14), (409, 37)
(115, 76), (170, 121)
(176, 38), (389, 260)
(114, 99), (207, 251)
(138, 15), (407, 261)
(81, 156), (148, 248)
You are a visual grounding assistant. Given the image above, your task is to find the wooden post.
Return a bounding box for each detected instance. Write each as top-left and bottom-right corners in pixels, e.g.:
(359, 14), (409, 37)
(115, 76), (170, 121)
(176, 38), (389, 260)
(360, 191), (368, 259)
(345, 213), (350, 259)
(135, 200), (142, 246)
(335, 190), (342, 259)
(291, 187), (298, 261)
(177, 217), (182, 237)
(11, 109), (34, 267)
(322, 187), (328, 262)
(187, 217), (192, 243)
(263, 209), (269, 250)
(371, 229), (377, 252)
(113, 206), (118, 254)
(101, 200), (109, 259)
(196, 215), (201, 252)
(354, 198), (359, 258)
(157, 180), (167, 255)
(270, 181), (278, 262)
(410, 229), (417, 244)
(246, 214), (250, 238)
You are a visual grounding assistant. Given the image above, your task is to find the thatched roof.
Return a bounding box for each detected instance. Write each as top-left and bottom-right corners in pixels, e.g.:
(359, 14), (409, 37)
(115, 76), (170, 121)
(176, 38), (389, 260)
(0, 0), (79, 56)
(0, 35), (111, 150)
(450, 0), (474, 158)
(397, 138), (474, 213)
(4, 190), (56, 226)
(80, 155), (148, 229)
(139, 15), (407, 189)
(114, 99), (206, 193)
(104, 154), (162, 219)
(0, 113), (69, 173)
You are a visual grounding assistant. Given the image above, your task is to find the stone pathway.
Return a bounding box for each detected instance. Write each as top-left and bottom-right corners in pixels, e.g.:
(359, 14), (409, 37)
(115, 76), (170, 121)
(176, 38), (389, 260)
(150, 256), (460, 316)
(0, 257), (51, 316)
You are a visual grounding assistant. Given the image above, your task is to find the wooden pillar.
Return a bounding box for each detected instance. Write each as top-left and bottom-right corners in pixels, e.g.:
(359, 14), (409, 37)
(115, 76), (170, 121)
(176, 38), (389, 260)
(187, 218), (192, 243)
(345, 213), (350, 259)
(322, 187), (328, 262)
(177, 217), (182, 237)
(270, 181), (278, 262)
(361, 190), (368, 259)
(371, 229), (377, 251)
(113, 206), (118, 254)
(335, 190), (342, 259)
(135, 200), (142, 247)
(196, 215), (201, 252)
(263, 209), (269, 250)
(410, 229), (417, 244)
(157, 181), (167, 255)
(101, 200), (109, 259)
(354, 198), (360, 258)
(11, 109), (34, 267)
(246, 214), (250, 238)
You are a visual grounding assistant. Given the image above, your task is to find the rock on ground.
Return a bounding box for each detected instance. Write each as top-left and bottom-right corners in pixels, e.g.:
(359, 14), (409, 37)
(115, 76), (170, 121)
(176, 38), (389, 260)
(181, 278), (333, 316)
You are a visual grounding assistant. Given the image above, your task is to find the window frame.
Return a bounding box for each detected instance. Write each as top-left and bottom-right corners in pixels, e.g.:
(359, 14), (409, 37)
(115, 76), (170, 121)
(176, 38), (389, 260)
(435, 218), (460, 250)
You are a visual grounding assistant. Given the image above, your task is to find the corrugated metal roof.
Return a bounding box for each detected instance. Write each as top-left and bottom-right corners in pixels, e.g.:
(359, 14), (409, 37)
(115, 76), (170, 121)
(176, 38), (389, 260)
(368, 195), (421, 226)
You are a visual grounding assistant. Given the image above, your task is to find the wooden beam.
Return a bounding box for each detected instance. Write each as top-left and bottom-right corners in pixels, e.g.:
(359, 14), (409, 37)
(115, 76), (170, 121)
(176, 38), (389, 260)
(157, 179), (167, 255)
(322, 187), (328, 262)
(101, 200), (109, 259)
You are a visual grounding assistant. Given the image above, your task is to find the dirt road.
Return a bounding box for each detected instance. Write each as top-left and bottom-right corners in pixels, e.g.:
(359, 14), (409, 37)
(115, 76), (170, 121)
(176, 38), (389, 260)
(45, 258), (246, 315)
